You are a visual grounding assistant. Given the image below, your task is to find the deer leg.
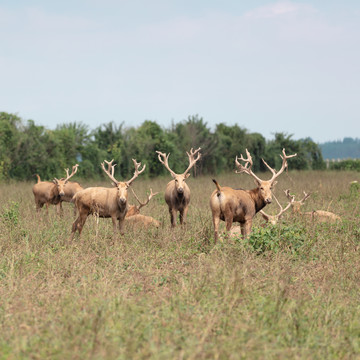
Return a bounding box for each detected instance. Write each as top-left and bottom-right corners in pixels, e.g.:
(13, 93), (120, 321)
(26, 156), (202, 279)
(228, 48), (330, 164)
(242, 219), (253, 238)
(118, 217), (125, 236)
(111, 216), (117, 235)
(169, 208), (177, 227)
(70, 213), (88, 240)
(180, 206), (189, 226)
(212, 214), (220, 244)
(56, 202), (63, 216)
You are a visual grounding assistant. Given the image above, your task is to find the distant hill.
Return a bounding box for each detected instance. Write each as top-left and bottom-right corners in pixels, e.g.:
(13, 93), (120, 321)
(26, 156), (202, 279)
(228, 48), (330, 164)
(319, 137), (360, 160)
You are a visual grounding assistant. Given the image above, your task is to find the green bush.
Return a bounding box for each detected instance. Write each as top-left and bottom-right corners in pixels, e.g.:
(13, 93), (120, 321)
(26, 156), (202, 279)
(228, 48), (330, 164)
(244, 224), (308, 255)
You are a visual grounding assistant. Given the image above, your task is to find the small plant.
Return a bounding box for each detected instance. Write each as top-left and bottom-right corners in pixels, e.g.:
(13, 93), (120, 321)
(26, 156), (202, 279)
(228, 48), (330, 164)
(1, 201), (20, 227)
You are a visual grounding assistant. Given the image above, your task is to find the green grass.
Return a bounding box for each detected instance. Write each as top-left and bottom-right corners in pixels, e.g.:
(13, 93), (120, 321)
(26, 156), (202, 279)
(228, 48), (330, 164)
(0, 170), (359, 359)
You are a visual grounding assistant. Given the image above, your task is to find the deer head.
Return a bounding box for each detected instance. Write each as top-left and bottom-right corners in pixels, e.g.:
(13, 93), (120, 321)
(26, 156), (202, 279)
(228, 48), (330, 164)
(259, 190), (295, 225)
(285, 189), (311, 213)
(156, 147), (201, 195)
(101, 159), (146, 206)
(235, 148), (297, 204)
(53, 164), (79, 196)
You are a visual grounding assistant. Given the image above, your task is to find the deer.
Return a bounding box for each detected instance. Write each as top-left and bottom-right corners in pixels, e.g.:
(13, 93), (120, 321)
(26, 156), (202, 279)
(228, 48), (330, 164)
(69, 159), (146, 240)
(56, 165), (83, 215)
(285, 190), (341, 223)
(125, 187), (161, 228)
(32, 164), (80, 215)
(210, 148), (297, 243)
(156, 147), (201, 227)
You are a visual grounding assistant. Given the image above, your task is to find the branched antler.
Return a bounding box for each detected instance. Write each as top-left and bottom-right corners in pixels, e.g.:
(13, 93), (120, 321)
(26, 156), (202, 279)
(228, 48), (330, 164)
(130, 188), (159, 212)
(262, 148), (297, 182)
(156, 151), (176, 177)
(101, 160), (118, 185)
(59, 163), (79, 183)
(126, 159), (146, 186)
(235, 149), (263, 183)
(183, 147), (202, 176)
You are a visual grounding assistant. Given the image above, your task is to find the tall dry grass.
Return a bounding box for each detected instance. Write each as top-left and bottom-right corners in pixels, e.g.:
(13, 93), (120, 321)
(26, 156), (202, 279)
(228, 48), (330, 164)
(0, 170), (359, 359)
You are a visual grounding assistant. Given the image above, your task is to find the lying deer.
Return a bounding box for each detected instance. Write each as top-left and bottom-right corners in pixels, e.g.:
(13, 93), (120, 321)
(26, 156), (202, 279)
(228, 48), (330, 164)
(259, 190), (295, 225)
(70, 159), (145, 240)
(156, 147), (201, 227)
(285, 190), (341, 223)
(210, 148), (297, 243)
(125, 188), (161, 228)
(32, 164), (80, 215)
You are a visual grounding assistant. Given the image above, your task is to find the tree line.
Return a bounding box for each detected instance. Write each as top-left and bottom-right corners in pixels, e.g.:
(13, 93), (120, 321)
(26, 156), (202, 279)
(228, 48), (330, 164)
(0, 111), (326, 181)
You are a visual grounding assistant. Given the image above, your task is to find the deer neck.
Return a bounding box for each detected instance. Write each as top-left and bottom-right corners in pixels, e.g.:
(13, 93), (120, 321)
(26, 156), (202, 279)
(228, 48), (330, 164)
(250, 188), (267, 213)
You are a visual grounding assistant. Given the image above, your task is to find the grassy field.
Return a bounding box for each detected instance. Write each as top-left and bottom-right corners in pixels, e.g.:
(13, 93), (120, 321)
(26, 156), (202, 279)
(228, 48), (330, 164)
(0, 170), (359, 359)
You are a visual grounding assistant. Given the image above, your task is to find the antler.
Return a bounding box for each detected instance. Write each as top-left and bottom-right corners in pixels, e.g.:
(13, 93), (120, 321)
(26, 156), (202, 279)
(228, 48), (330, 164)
(260, 191), (295, 223)
(101, 159), (118, 185)
(156, 151), (176, 177)
(64, 164), (79, 183)
(235, 149), (263, 183)
(104, 159), (116, 177)
(183, 147), (201, 176)
(130, 188), (159, 212)
(262, 148), (297, 183)
(285, 189), (311, 204)
(126, 159), (146, 186)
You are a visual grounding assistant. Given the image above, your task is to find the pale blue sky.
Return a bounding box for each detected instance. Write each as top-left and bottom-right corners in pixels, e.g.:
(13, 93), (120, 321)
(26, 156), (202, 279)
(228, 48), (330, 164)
(1, 1), (359, 143)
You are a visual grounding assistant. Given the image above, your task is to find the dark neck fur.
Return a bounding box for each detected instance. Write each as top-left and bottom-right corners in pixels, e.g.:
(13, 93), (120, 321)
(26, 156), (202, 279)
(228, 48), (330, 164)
(249, 188), (267, 213)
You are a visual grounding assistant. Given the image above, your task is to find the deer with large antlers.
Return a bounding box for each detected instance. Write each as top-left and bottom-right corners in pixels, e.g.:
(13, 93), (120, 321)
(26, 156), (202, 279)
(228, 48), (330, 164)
(70, 159), (146, 240)
(210, 148), (297, 242)
(125, 188), (161, 228)
(32, 164), (80, 215)
(285, 190), (341, 223)
(156, 147), (201, 227)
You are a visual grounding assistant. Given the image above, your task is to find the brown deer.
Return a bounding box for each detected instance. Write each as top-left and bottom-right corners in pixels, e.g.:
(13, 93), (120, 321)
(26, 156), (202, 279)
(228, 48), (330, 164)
(70, 159), (146, 240)
(125, 188), (161, 228)
(156, 147), (201, 227)
(210, 148), (297, 243)
(54, 165), (83, 215)
(259, 190), (295, 225)
(285, 190), (341, 223)
(32, 164), (79, 215)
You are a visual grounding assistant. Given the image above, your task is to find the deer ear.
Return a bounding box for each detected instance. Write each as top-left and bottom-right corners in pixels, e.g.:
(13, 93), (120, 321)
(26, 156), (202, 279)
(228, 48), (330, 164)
(272, 180), (278, 187)
(53, 178), (58, 184)
(185, 173), (191, 179)
(253, 178), (261, 186)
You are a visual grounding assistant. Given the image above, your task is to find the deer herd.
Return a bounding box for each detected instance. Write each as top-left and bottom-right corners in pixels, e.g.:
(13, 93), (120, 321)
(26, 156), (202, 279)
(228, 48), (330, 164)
(32, 148), (342, 242)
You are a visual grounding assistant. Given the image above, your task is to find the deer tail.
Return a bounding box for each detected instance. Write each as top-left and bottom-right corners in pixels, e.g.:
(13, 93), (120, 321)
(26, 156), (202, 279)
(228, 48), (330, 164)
(33, 174), (41, 183)
(212, 179), (221, 194)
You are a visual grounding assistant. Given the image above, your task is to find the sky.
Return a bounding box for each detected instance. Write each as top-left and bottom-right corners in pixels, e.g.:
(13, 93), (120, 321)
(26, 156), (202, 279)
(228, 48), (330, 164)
(1, 0), (359, 143)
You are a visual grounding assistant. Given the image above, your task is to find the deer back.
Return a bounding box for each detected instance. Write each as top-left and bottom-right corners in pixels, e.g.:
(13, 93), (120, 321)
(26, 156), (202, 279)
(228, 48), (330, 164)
(210, 185), (264, 222)
(73, 186), (129, 217)
(60, 181), (84, 202)
(32, 181), (60, 205)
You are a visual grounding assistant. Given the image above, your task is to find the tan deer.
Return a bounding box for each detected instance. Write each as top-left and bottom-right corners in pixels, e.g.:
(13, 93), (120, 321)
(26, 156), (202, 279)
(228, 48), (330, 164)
(125, 187), (161, 228)
(156, 147), (201, 227)
(70, 159), (146, 240)
(285, 190), (341, 223)
(32, 164), (80, 215)
(55, 165), (83, 215)
(210, 148), (297, 243)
